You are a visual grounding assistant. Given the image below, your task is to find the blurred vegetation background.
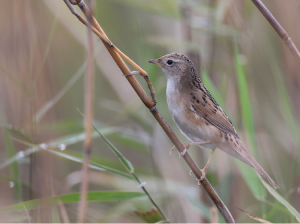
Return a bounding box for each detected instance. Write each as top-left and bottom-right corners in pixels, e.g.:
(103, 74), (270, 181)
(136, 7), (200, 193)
(0, 0), (299, 222)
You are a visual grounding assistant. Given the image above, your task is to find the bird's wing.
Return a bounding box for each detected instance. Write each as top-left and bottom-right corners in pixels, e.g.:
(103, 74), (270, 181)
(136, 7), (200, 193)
(189, 85), (238, 138)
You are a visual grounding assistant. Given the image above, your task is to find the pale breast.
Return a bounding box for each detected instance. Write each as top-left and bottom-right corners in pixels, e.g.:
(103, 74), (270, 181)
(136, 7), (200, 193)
(166, 79), (217, 150)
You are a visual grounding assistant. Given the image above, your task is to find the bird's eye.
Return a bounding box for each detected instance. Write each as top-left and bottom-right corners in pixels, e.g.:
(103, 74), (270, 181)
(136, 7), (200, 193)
(166, 60), (173, 65)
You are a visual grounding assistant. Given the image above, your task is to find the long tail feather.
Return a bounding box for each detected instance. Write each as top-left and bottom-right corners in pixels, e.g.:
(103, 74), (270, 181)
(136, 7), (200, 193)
(238, 141), (278, 189)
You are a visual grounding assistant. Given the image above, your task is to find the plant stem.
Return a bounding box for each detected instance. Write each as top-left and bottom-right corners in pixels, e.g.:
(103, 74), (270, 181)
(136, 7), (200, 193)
(77, 0), (94, 222)
(131, 173), (168, 222)
(64, 1), (235, 222)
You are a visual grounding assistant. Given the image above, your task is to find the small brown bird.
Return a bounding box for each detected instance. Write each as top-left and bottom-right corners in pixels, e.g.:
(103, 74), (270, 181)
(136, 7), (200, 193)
(148, 53), (278, 189)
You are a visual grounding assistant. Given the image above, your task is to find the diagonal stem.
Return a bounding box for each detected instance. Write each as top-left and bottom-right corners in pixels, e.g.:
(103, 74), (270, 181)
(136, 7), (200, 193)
(131, 173), (168, 222)
(251, 0), (300, 65)
(64, 0), (235, 223)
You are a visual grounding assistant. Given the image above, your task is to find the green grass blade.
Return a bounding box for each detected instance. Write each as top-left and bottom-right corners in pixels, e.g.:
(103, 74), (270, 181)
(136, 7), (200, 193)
(0, 191), (146, 212)
(107, 134), (148, 152)
(2, 129), (22, 201)
(9, 139), (135, 181)
(234, 42), (266, 199)
(52, 126), (121, 146)
(7, 127), (33, 143)
(0, 127), (119, 170)
(47, 150), (135, 181)
(94, 126), (134, 173)
(271, 62), (300, 142)
(0, 107), (22, 201)
(63, 150), (153, 175)
(234, 42), (256, 150)
(260, 177), (300, 222)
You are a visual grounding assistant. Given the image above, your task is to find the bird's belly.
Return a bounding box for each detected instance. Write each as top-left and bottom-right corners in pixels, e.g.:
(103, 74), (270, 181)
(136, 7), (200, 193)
(167, 97), (216, 150)
(174, 116), (216, 150)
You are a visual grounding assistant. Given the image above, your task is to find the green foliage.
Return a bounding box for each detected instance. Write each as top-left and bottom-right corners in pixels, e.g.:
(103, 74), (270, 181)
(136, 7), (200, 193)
(271, 61), (300, 143)
(260, 178), (300, 222)
(233, 42), (267, 199)
(95, 126), (135, 173)
(0, 107), (22, 201)
(48, 149), (135, 181)
(0, 127), (119, 170)
(1, 0), (298, 222)
(0, 191), (146, 212)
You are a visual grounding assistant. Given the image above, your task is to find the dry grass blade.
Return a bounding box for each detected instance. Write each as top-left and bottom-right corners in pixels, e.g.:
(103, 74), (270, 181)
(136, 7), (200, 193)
(57, 200), (70, 223)
(77, 0), (94, 222)
(64, 0), (156, 104)
(34, 60), (86, 122)
(238, 208), (271, 223)
(251, 0), (300, 65)
(64, 0), (235, 223)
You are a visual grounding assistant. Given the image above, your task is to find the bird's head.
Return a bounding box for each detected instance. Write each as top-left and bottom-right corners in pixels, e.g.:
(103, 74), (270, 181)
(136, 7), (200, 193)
(148, 53), (195, 79)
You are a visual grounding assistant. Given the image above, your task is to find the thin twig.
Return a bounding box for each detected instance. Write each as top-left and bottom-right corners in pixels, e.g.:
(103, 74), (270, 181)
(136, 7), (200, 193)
(64, 1), (155, 104)
(78, 109), (166, 221)
(125, 71), (156, 105)
(131, 173), (168, 222)
(23, 205), (31, 223)
(58, 200), (71, 223)
(251, 0), (300, 65)
(64, 1), (234, 223)
(238, 208), (271, 223)
(77, 0), (94, 222)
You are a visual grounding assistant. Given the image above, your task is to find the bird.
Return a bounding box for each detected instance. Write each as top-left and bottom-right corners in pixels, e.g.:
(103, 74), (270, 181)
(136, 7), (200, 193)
(147, 53), (278, 189)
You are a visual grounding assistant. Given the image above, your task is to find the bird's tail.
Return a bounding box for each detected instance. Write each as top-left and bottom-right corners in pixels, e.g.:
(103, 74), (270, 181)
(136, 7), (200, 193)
(239, 142), (278, 189)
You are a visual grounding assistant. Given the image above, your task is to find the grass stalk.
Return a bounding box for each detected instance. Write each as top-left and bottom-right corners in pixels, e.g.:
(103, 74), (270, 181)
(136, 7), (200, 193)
(77, 0), (94, 222)
(89, 121), (168, 222)
(131, 173), (168, 222)
(251, 0), (300, 65)
(64, 1), (235, 222)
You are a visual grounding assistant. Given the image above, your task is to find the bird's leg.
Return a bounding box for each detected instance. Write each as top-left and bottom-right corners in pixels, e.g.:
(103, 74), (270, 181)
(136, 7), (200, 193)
(124, 71), (156, 105)
(196, 149), (216, 185)
(170, 141), (210, 155)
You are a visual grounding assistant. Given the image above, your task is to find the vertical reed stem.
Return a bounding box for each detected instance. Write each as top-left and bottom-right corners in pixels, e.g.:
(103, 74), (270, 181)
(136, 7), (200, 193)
(77, 0), (94, 222)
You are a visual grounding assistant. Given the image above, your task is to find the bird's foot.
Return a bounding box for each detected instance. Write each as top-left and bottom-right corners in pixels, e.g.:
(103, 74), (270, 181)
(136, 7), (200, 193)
(170, 141), (210, 156)
(169, 143), (188, 157)
(196, 149), (215, 185)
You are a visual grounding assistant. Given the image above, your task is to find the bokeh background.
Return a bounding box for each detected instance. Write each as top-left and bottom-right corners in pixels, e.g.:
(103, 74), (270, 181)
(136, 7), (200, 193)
(0, 0), (299, 222)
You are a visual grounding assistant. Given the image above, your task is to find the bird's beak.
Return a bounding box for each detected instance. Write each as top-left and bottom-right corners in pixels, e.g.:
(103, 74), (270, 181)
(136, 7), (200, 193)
(148, 59), (163, 66)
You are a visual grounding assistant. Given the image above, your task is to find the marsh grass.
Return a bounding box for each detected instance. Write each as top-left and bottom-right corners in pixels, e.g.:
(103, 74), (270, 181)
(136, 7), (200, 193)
(0, 0), (299, 222)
